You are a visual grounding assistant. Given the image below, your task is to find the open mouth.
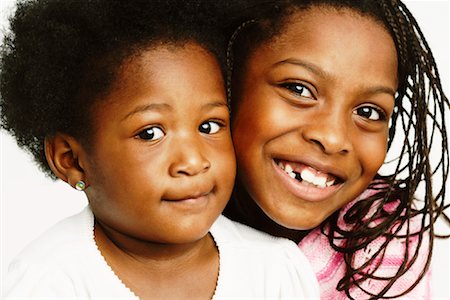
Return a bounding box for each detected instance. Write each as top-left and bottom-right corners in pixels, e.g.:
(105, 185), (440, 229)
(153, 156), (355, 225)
(274, 159), (343, 189)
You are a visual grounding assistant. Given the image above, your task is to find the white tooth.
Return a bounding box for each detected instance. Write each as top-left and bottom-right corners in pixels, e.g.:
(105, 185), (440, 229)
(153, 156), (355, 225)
(288, 171), (296, 179)
(285, 164), (293, 174)
(313, 176), (327, 187)
(301, 169), (315, 184)
(278, 161), (285, 170)
(326, 180), (335, 187)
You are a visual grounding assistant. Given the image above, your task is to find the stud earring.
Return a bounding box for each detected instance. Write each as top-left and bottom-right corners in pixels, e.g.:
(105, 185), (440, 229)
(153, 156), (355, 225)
(75, 180), (86, 191)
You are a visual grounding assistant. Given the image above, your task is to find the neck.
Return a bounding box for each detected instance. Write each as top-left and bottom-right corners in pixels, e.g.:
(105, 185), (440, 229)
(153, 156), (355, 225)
(94, 219), (215, 266)
(94, 220), (219, 298)
(224, 182), (310, 244)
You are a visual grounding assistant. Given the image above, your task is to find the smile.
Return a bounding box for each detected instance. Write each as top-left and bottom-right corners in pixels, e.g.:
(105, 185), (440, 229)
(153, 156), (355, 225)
(273, 159), (344, 202)
(276, 160), (341, 188)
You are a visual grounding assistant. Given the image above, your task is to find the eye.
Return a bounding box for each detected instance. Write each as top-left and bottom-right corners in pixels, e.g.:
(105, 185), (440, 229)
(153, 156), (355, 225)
(137, 127), (165, 141)
(199, 121), (222, 134)
(280, 82), (314, 99)
(353, 106), (386, 121)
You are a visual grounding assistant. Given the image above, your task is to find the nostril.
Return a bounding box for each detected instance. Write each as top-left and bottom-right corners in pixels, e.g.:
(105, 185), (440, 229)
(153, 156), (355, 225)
(310, 137), (349, 155)
(302, 117), (351, 154)
(311, 139), (326, 152)
(170, 155), (211, 177)
(176, 170), (190, 176)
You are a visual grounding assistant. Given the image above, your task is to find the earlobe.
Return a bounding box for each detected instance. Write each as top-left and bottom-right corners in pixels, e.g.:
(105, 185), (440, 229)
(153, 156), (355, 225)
(45, 133), (88, 190)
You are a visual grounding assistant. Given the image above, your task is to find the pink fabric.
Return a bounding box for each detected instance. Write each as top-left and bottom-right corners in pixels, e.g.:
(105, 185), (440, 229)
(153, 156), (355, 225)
(298, 189), (431, 299)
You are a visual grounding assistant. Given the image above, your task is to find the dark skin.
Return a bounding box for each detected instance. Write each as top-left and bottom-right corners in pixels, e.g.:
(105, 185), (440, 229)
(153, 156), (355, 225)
(226, 7), (397, 244)
(94, 222), (218, 298)
(225, 183), (310, 243)
(45, 43), (235, 299)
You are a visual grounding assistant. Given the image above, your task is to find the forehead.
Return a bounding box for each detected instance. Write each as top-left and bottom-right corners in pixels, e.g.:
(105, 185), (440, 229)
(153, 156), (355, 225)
(251, 6), (398, 85)
(274, 6), (394, 55)
(99, 43), (225, 105)
(90, 43), (226, 122)
(118, 43), (220, 87)
(291, 7), (383, 34)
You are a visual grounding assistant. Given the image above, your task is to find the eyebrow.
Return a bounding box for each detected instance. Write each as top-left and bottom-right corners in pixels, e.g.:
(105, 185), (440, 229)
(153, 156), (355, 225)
(202, 101), (228, 111)
(275, 58), (329, 78)
(122, 100), (228, 121)
(274, 58), (396, 96)
(122, 103), (172, 121)
(364, 86), (396, 97)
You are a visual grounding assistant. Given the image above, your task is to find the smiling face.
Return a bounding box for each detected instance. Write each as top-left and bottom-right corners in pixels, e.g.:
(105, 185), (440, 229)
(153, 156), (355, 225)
(83, 43), (235, 244)
(232, 7), (398, 230)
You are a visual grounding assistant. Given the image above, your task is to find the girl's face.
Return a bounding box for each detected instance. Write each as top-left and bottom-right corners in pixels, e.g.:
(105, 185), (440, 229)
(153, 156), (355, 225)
(83, 43), (235, 244)
(232, 7), (398, 230)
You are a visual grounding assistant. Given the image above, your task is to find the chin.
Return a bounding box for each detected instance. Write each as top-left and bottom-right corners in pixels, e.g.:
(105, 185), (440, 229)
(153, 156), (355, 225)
(281, 219), (322, 231)
(269, 208), (328, 231)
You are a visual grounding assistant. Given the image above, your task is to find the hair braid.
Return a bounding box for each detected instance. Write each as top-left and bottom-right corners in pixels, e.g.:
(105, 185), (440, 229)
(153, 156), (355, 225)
(329, 1), (449, 298)
(225, 0), (449, 298)
(226, 19), (256, 107)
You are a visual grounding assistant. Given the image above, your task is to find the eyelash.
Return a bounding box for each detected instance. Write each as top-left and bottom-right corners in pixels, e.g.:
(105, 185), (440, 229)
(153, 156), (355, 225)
(279, 81), (389, 123)
(353, 105), (387, 121)
(136, 126), (165, 141)
(199, 120), (225, 134)
(279, 82), (315, 99)
(136, 119), (226, 141)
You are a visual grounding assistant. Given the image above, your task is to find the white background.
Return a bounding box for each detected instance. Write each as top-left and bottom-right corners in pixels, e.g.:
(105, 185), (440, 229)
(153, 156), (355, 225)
(1, 0), (449, 298)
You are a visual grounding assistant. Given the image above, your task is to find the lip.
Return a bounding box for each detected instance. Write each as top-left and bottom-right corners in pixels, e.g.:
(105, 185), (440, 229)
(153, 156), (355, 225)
(274, 155), (347, 181)
(272, 158), (344, 202)
(174, 191), (211, 202)
(162, 189), (213, 210)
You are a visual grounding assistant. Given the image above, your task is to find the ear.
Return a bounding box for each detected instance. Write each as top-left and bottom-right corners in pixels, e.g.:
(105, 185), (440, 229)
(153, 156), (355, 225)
(45, 133), (89, 189)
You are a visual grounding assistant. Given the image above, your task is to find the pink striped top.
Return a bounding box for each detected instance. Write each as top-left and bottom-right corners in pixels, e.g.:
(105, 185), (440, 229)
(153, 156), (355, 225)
(298, 189), (431, 299)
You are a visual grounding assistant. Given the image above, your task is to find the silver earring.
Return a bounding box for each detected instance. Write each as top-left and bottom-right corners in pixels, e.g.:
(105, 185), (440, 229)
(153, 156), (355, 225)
(75, 180), (86, 191)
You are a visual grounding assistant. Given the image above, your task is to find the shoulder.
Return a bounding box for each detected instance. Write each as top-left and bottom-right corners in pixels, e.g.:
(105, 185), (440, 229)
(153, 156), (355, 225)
(211, 214), (295, 246)
(211, 215), (320, 298)
(5, 206), (95, 296)
(9, 206), (94, 264)
(5, 261), (79, 298)
(299, 190), (432, 299)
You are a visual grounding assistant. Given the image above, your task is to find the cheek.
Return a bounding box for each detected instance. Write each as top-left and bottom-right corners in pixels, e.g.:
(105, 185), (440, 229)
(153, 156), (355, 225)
(86, 144), (163, 195)
(357, 133), (388, 176)
(232, 93), (280, 151)
(215, 139), (237, 184)
(232, 101), (260, 158)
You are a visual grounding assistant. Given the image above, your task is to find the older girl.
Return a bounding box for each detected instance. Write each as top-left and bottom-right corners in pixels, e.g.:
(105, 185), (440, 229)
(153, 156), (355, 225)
(225, 0), (449, 298)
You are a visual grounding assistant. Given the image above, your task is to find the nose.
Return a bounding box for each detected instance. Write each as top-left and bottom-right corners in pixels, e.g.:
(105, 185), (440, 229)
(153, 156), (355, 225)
(302, 110), (352, 155)
(168, 137), (211, 177)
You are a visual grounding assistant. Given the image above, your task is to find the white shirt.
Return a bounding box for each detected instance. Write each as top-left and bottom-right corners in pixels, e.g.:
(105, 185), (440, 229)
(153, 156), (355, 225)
(5, 206), (319, 299)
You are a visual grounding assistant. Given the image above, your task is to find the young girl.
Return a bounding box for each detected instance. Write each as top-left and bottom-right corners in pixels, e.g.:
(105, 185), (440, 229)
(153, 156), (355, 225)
(0, 0), (320, 298)
(224, 0), (449, 298)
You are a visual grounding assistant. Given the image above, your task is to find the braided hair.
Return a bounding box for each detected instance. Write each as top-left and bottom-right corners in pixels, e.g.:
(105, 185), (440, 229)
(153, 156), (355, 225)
(226, 0), (449, 298)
